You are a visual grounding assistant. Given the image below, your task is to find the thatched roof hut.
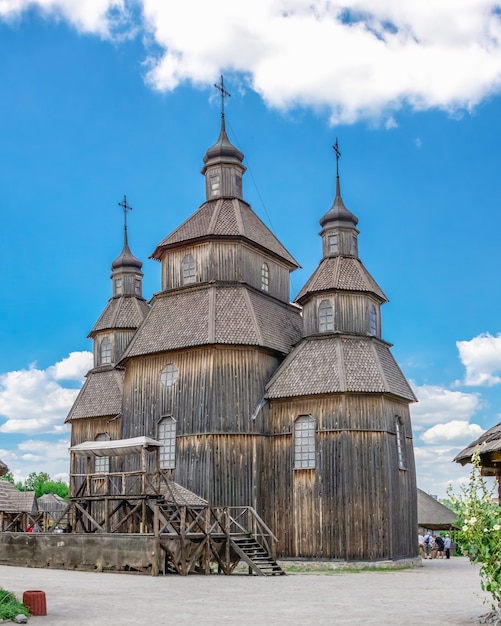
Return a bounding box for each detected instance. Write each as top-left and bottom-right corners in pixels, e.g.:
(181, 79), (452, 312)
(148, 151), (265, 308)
(417, 488), (457, 530)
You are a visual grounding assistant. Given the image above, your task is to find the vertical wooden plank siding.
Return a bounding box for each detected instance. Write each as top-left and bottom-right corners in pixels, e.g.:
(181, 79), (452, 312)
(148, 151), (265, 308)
(120, 346), (279, 505)
(161, 241), (291, 302)
(265, 394), (417, 559)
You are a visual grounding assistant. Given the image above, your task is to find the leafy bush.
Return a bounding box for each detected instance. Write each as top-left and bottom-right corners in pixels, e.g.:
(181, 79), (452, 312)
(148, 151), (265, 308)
(448, 450), (501, 609)
(0, 587), (30, 621)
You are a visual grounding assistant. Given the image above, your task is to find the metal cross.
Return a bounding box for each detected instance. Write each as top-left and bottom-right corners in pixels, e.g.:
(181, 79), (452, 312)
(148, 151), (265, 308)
(333, 138), (341, 177)
(214, 75), (231, 117)
(118, 195), (133, 230)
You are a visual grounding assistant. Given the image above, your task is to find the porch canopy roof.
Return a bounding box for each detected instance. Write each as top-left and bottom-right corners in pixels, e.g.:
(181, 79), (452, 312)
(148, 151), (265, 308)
(69, 436), (162, 457)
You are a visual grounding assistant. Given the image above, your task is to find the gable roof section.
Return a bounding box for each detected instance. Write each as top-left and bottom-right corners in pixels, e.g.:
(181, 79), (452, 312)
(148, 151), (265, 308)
(151, 198), (299, 268)
(265, 335), (416, 401)
(121, 285), (302, 359)
(65, 367), (124, 422)
(90, 296), (150, 336)
(295, 256), (387, 304)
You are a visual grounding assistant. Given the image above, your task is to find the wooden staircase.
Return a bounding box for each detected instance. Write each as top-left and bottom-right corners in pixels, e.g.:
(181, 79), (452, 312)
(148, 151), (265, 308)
(231, 536), (285, 576)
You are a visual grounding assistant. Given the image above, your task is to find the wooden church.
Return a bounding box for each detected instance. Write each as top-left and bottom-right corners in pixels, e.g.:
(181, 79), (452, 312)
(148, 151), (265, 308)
(66, 93), (418, 563)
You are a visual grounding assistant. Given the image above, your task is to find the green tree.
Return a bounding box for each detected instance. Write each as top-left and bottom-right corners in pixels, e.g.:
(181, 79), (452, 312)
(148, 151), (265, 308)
(38, 481), (69, 500)
(24, 471), (51, 496)
(447, 450), (501, 610)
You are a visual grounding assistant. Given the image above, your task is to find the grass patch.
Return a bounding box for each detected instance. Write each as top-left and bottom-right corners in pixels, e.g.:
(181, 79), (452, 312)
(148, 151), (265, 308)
(0, 588), (30, 621)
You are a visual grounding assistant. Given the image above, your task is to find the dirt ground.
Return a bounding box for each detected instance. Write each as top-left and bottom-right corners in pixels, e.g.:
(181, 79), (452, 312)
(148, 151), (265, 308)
(0, 557), (491, 625)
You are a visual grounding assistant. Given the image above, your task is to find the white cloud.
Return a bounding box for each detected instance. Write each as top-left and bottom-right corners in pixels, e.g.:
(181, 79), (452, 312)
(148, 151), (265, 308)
(0, 351), (92, 434)
(0, 439), (70, 483)
(48, 351), (93, 381)
(420, 419), (484, 445)
(410, 382), (481, 429)
(414, 445), (473, 498)
(457, 332), (501, 386)
(3, 1), (501, 123)
(0, 0), (128, 37)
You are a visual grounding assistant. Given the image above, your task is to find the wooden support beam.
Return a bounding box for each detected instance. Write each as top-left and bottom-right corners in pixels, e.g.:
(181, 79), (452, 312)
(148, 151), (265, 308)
(73, 501), (105, 532)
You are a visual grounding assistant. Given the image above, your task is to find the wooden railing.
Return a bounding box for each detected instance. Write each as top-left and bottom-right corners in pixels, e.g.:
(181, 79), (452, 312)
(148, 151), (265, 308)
(154, 504), (278, 559)
(70, 470), (163, 498)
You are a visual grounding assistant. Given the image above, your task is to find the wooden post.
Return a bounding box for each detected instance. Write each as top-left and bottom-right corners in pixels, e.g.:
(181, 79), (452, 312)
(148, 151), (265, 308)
(86, 456), (92, 496)
(180, 506), (186, 575)
(152, 504), (160, 576)
(141, 447), (147, 495)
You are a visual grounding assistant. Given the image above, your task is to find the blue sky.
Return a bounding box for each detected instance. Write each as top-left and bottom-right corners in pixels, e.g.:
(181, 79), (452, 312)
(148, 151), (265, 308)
(1, 1), (501, 498)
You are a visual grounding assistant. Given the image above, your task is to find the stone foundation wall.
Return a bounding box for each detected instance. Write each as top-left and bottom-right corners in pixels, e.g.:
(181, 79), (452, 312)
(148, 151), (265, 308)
(0, 532), (158, 573)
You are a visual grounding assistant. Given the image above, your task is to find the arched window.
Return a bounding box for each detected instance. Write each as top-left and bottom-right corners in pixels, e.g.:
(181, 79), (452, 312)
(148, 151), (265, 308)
(100, 337), (111, 365)
(158, 417), (177, 469)
(294, 415), (316, 469)
(182, 254), (196, 284)
(94, 433), (110, 474)
(318, 300), (334, 332)
(261, 263), (269, 292)
(395, 416), (406, 470)
(369, 305), (377, 335)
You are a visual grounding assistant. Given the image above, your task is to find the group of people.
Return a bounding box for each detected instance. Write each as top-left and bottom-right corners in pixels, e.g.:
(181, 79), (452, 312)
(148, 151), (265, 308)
(418, 531), (452, 559)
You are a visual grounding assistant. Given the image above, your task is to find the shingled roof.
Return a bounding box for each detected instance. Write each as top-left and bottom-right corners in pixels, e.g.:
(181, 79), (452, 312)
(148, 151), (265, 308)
(89, 295), (150, 336)
(121, 284), (303, 360)
(0, 481), (37, 514)
(454, 421), (499, 465)
(162, 481), (208, 506)
(0, 459), (8, 477)
(265, 335), (416, 401)
(151, 198), (299, 268)
(65, 367), (124, 422)
(295, 256), (387, 304)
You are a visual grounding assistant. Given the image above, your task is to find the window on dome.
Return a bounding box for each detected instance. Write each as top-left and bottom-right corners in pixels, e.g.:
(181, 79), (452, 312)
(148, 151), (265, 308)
(235, 174), (242, 196)
(395, 416), (406, 470)
(261, 263), (269, 292)
(369, 305), (377, 335)
(182, 255), (196, 284)
(94, 433), (110, 474)
(351, 235), (358, 255)
(318, 300), (334, 332)
(328, 234), (339, 254)
(158, 416), (177, 469)
(210, 174), (220, 196)
(294, 415), (316, 469)
(100, 337), (111, 365)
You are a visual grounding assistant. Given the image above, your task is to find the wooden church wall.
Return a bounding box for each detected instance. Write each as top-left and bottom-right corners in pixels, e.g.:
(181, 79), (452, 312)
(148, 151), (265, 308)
(302, 293), (379, 337)
(161, 241), (291, 301)
(264, 394), (417, 559)
(93, 330), (136, 366)
(120, 347), (279, 505)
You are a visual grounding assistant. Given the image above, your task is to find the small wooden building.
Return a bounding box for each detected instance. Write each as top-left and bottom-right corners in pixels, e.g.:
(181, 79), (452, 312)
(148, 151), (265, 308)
(66, 105), (418, 562)
(0, 481), (38, 532)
